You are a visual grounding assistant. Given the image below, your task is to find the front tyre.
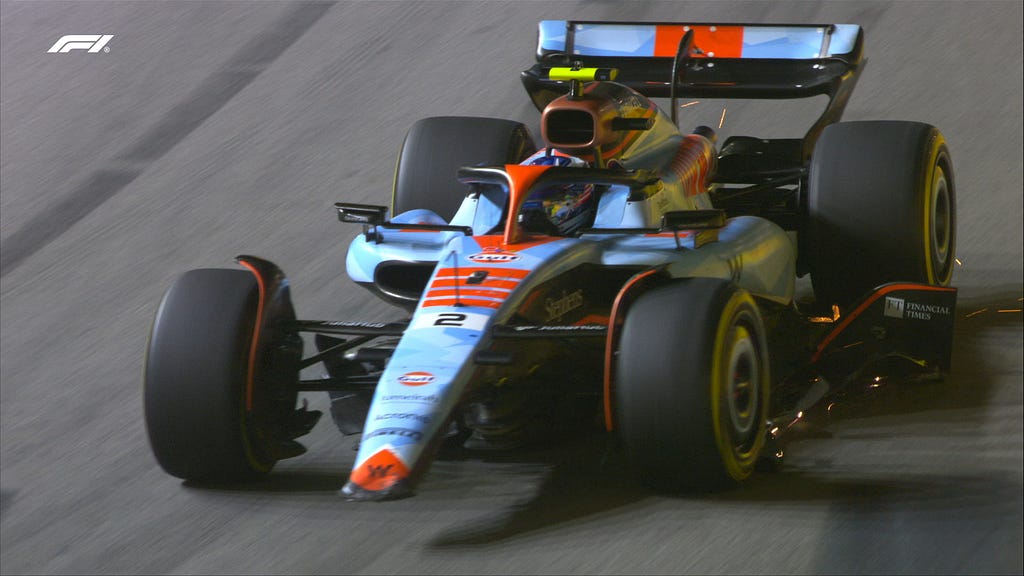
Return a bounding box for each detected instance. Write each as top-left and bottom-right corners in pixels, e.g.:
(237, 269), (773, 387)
(616, 279), (771, 491)
(145, 269), (280, 481)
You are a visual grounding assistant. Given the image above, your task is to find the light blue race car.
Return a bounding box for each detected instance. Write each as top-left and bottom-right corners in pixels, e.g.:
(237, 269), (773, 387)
(144, 21), (957, 500)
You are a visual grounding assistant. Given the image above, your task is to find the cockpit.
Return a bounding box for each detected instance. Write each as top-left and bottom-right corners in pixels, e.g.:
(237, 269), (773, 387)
(516, 151), (600, 237)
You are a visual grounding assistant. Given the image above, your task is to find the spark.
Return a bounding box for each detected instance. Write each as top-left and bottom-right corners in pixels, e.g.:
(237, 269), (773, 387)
(955, 258), (963, 267)
(679, 100), (700, 109)
(718, 107), (727, 129)
(964, 308), (987, 318)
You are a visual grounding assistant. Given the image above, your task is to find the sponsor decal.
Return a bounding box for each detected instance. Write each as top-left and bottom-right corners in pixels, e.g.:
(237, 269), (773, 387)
(884, 296), (951, 321)
(397, 371), (435, 386)
(323, 321), (389, 329)
(367, 463), (393, 478)
(375, 413), (433, 424)
(884, 297), (905, 318)
(350, 448), (409, 491)
(364, 428), (423, 441)
(904, 301), (952, 320)
(511, 324), (605, 332)
(545, 289), (584, 321)
(468, 248), (522, 263)
(380, 393), (441, 404)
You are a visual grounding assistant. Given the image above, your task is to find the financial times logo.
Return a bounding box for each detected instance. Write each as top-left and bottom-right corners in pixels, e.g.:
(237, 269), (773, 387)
(48, 35), (114, 53)
(884, 296), (905, 318)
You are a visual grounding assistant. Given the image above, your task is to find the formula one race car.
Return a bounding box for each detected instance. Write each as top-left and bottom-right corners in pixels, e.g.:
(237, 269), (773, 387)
(144, 21), (957, 500)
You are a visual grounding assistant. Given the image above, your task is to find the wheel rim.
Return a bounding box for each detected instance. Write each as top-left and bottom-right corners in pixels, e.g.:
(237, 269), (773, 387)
(712, 293), (770, 481)
(712, 296), (768, 482)
(930, 165), (952, 276)
(726, 325), (759, 442)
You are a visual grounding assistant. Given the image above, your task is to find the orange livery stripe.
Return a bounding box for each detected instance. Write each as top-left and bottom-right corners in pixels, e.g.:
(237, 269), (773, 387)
(430, 278), (521, 290)
(422, 298), (503, 309)
(425, 288), (512, 299)
(432, 267), (530, 280)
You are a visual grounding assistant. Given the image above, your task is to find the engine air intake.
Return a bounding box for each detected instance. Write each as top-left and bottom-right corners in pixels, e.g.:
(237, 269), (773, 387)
(545, 109), (595, 146)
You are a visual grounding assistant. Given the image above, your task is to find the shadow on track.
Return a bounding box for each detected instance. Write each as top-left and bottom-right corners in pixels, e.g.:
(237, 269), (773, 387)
(176, 286), (1020, 547)
(182, 470), (344, 494)
(428, 286), (1023, 547)
(425, 431), (654, 547)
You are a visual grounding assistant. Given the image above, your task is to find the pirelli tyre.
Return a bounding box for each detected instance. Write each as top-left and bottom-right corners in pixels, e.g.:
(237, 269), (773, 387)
(392, 116), (536, 221)
(615, 279), (771, 491)
(806, 121), (956, 309)
(144, 269), (295, 482)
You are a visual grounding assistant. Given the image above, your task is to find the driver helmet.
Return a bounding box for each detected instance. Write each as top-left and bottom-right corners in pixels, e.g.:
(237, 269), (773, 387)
(518, 152), (596, 236)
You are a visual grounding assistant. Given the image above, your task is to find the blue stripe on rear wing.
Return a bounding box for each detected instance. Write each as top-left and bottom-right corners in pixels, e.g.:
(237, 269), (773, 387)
(537, 21), (861, 60)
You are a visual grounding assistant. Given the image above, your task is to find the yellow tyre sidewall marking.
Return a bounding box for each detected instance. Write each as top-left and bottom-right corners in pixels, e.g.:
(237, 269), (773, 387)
(710, 289), (769, 481)
(922, 132), (953, 286)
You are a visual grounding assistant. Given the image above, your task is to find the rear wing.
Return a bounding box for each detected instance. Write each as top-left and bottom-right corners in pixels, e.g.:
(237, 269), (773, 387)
(521, 21), (865, 156)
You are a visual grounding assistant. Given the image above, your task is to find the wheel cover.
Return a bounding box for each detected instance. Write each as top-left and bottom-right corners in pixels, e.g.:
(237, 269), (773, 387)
(929, 164), (952, 281)
(711, 295), (768, 481)
(725, 326), (759, 442)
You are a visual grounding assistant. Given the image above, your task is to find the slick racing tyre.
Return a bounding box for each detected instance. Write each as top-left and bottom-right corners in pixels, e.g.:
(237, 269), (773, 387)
(806, 121), (956, 309)
(144, 269), (294, 482)
(393, 116), (535, 221)
(615, 279), (771, 492)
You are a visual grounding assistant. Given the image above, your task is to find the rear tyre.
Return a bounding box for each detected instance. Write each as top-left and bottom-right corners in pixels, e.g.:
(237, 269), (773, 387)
(807, 121), (956, 308)
(393, 116), (535, 221)
(144, 269), (283, 481)
(616, 279), (770, 491)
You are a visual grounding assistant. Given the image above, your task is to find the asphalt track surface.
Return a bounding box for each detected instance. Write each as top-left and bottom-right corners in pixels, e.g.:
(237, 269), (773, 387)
(1, 1), (1021, 574)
